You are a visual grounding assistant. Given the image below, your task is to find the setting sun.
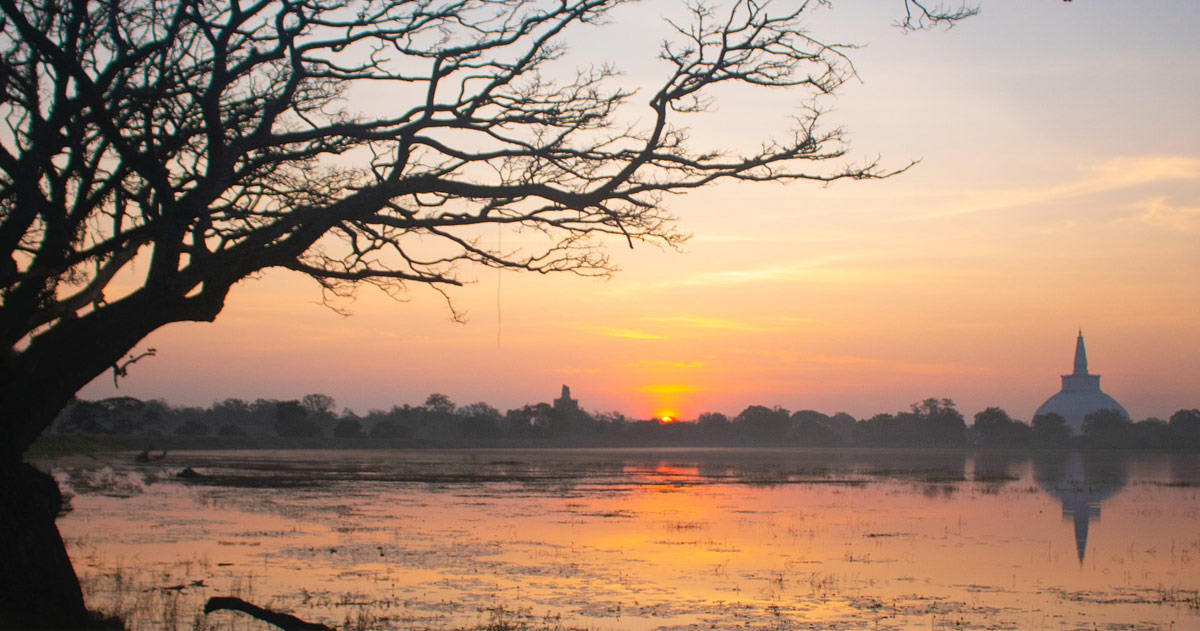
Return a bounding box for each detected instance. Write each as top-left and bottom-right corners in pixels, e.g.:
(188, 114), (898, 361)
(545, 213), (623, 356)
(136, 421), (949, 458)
(658, 415), (678, 424)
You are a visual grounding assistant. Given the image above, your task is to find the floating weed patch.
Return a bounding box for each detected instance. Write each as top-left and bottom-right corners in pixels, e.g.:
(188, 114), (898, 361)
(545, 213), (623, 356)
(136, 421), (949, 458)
(973, 473), (1020, 483)
(664, 520), (706, 531)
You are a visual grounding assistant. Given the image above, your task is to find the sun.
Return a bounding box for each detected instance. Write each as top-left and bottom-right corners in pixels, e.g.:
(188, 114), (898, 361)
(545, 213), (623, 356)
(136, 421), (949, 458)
(657, 414), (678, 424)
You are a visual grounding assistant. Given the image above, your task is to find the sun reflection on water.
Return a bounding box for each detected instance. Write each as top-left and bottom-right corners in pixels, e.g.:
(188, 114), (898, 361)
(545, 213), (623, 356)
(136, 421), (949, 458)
(51, 449), (1200, 631)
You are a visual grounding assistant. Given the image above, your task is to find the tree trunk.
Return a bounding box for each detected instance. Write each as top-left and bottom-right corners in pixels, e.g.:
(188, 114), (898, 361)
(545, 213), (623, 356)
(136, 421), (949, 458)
(0, 275), (237, 626)
(0, 460), (121, 629)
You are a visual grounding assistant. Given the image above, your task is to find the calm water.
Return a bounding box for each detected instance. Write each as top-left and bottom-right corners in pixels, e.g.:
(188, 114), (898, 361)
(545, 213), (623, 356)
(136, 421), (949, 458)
(51, 449), (1200, 630)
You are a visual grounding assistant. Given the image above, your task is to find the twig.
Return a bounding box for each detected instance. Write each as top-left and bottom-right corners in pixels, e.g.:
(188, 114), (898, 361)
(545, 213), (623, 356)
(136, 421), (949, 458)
(112, 348), (156, 388)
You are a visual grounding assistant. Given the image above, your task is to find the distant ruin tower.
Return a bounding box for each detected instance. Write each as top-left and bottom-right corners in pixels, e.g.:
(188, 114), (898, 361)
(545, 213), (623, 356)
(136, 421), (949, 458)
(554, 384), (579, 412)
(1034, 331), (1128, 432)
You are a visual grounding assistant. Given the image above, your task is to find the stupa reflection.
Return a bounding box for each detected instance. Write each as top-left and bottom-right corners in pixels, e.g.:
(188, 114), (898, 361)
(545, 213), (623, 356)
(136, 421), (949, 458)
(1034, 452), (1128, 563)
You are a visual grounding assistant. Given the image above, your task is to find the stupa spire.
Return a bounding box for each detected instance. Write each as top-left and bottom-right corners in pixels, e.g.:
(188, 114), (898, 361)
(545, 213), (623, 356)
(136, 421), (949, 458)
(1037, 331), (1128, 432)
(1073, 329), (1088, 375)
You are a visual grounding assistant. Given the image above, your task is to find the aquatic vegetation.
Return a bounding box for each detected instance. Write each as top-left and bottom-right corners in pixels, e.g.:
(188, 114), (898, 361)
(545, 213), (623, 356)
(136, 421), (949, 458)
(47, 449), (1200, 631)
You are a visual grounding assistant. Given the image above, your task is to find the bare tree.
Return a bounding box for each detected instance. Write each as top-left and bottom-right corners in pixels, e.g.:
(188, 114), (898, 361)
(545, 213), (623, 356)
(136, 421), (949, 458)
(0, 0), (971, 625)
(898, 0), (979, 30)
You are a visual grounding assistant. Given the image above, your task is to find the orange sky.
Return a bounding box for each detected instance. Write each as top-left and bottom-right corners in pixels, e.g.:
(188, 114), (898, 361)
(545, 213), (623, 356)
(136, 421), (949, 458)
(81, 2), (1200, 422)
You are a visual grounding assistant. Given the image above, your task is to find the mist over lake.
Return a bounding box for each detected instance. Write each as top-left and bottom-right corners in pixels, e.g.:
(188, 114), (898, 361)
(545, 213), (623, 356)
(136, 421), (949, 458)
(50, 449), (1200, 630)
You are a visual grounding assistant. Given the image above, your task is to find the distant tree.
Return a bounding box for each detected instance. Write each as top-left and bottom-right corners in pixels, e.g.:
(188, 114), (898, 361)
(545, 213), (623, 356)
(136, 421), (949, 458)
(424, 394), (457, 416)
(251, 399), (281, 416)
(206, 398), (255, 434)
(693, 412), (732, 442)
(735, 405), (791, 442)
(301, 394), (336, 417)
(96, 397), (150, 434)
(274, 401), (323, 438)
(1169, 409), (1200, 450)
(504, 404), (554, 439)
(1080, 409), (1133, 449)
(455, 402), (503, 440)
(697, 412), (729, 425)
(1131, 418), (1172, 450)
(458, 416), (503, 441)
(408, 394), (459, 440)
(211, 398), (250, 417)
(140, 400), (169, 435)
(910, 398), (967, 447)
(175, 420), (210, 436)
(593, 411), (631, 426)
(217, 424), (246, 437)
(790, 410), (841, 446)
(1032, 413), (1072, 449)
(369, 419), (413, 441)
(299, 393), (338, 435)
(972, 407), (1031, 449)
(333, 418), (365, 439)
(54, 400), (100, 435)
(55, 397), (151, 435)
(855, 413), (900, 447)
(792, 410), (830, 424)
(459, 402), (502, 423)
(822, 412), (857, 444)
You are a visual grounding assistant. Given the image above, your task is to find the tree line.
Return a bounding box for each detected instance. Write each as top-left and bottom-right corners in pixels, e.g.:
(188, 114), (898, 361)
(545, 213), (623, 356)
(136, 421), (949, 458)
(50, 394), (1200, 451)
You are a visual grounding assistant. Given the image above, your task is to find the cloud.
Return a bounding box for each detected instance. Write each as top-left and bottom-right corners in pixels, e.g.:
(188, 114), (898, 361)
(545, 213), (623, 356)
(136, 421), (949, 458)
(777, 316), (819, 325)
(638, 384), (700, 394)
(580, 326), (665, 340)
(754, 349), (994, 376)
(558, 366), (602, 375)
(642, 315), (778, 332)
(580, 315), (808, 340)
(674, 261), (897, 288)
(680, 265), (810, 286)
(910, 155), (1200, 221)
(606, 251), (890, 293)
(663, 250), (885, 288)
(620, 360), (706, 369)
(1128, 196), (1200, 233)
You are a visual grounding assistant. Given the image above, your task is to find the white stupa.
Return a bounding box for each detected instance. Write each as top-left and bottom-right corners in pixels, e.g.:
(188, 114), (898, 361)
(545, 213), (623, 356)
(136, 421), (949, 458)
(1034, 331), (1128, 433)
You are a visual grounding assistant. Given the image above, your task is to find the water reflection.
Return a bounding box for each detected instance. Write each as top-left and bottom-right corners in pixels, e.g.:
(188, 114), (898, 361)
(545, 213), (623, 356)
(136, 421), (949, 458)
(1034, 452), (1129, 563)
(50, 449), (1199, 631)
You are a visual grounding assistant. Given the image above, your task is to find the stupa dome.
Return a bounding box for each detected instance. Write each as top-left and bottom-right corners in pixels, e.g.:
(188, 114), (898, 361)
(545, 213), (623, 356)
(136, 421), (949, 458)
(1034, 331), (1128, 433)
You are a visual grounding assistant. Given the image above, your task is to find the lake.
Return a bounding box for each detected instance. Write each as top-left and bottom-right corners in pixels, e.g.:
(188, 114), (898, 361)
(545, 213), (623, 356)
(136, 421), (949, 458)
(50, 449), (1200, 630)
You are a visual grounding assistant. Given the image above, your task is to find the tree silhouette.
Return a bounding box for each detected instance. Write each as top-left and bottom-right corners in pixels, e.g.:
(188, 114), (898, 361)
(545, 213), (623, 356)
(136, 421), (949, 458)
(1032, 412), (1071, 449)
(735, 404), (790, 442)
(274, 400), (323, 438)
(790, 410), (842, 446)
(423, 393), (457, 416)
(332, 418), (365, 439)
(972, 407), (1031, 449)
(0, 0), (906, 460)
(301, 394), (336, 417)
(1170, 409), (1200, 450)
(1080, 408), (1133, 449)
(0, 0), (973, 625)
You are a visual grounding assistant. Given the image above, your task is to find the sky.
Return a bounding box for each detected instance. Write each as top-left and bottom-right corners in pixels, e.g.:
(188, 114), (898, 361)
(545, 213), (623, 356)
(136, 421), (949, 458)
(80, 0), (1200, 423)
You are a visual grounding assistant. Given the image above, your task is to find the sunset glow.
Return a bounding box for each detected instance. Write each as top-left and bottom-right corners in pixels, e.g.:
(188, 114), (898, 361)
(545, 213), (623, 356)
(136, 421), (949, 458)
(19, 3), (1200, 630)
(76, 2), (1199, 423)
